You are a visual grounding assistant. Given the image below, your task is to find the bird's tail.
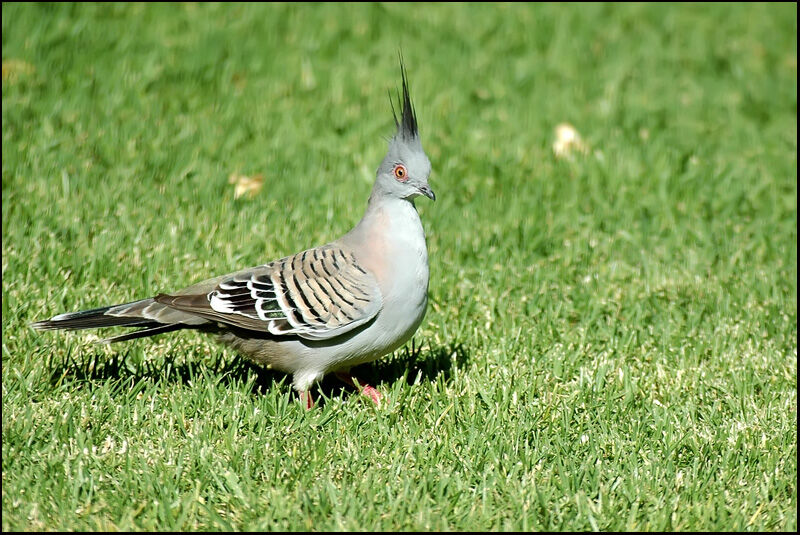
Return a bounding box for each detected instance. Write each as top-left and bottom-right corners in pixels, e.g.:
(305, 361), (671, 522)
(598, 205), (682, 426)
(31, 303), (152, 331)
(30, 299), (192, 343)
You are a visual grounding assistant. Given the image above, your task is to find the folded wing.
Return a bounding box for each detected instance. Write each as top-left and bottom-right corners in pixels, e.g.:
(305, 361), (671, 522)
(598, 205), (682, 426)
(155, 245), (382, 340)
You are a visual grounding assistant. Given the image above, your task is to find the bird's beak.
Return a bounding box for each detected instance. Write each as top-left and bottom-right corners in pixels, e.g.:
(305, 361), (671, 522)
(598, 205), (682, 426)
(417, 184), (436, 201)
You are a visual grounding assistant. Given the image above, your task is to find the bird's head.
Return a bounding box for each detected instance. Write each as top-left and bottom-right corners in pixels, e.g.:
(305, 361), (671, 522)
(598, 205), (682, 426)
(374, 62), (434, 203)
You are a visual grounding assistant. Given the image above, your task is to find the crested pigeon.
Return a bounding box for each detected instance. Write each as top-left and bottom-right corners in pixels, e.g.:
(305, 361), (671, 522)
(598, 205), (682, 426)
(31, 63), (434, 408)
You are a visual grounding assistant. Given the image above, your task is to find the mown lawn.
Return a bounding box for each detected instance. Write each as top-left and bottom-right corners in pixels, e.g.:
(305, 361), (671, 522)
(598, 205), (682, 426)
(2, 2), (796, 531)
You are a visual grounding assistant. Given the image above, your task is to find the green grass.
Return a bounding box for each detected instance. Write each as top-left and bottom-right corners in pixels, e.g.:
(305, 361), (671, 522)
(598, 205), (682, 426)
(2, 2), (796, 531)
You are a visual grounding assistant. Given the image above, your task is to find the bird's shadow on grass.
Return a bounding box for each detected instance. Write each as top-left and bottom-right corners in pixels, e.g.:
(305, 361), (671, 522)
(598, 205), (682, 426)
(43, 338), (470, 405)
(315, 340), (470, 404)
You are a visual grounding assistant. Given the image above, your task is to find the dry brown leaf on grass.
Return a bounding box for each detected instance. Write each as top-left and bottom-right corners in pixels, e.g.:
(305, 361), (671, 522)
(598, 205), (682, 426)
(2, 59), (36, 84)
(552, 122), (589, 159)
(228, 172), (264, 199)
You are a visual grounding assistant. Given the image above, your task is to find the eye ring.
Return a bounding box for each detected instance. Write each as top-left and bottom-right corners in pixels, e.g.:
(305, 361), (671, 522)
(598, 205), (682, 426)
(393, 164), (408, 182)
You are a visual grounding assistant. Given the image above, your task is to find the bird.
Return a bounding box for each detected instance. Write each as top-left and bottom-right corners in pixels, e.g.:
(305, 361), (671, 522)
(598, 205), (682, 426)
(31, 61), (434, 409)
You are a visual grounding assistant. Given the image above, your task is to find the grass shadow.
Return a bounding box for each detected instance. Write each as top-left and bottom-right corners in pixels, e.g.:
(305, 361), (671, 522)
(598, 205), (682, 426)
(43, 337), (471, 406)
(313, 339), (471, 405)
(43, 342), (288, 395)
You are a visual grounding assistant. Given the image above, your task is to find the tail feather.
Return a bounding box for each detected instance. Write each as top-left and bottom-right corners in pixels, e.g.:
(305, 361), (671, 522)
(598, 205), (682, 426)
(30, 304), (152, 331)
(31, 298), (210, 343)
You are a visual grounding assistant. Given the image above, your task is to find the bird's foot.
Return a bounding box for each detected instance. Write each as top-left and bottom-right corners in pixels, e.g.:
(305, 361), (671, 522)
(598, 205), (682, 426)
(300, 390), (315, 410)
(334, 371), (384, 405)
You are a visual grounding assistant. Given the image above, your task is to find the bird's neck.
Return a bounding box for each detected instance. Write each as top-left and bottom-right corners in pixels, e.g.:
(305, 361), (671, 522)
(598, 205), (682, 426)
(363, 193), (420, 228)
(341, 193), (423, 254)
(366, 189), (416, 212)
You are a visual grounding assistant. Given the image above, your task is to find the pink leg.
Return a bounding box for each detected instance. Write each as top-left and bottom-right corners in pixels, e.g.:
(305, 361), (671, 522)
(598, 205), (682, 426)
(334, 371), (384, 405)
(300, 390), (315, 410)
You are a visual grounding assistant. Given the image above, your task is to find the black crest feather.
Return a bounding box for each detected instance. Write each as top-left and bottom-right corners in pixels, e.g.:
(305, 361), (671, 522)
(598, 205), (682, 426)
(390, 56), (418, 140)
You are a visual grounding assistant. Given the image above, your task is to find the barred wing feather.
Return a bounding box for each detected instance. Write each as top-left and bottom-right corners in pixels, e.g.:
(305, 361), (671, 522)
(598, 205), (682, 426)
(155, 246), (382, 341)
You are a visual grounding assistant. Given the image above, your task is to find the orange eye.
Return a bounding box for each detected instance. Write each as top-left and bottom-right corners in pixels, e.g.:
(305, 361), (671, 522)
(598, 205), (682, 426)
(393, 165), (408, 182)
